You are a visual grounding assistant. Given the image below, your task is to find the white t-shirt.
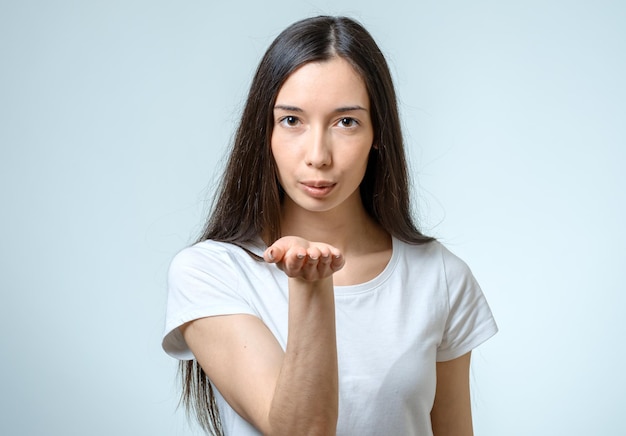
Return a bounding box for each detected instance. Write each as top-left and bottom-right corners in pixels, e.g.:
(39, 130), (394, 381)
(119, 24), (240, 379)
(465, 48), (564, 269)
(163, 237), (498, 435)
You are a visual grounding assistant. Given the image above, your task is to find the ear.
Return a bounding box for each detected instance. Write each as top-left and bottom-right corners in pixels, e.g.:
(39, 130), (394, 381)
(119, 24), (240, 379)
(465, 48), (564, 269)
(372, 142), (379, 150)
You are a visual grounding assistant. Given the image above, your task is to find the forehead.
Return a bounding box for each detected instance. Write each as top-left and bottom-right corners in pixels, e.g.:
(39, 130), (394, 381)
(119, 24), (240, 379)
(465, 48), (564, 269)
(275, 57), (369, 108)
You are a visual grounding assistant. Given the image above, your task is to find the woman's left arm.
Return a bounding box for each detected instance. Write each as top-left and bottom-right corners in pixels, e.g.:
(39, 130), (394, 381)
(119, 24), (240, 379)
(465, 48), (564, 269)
(431, 351), (473, 436)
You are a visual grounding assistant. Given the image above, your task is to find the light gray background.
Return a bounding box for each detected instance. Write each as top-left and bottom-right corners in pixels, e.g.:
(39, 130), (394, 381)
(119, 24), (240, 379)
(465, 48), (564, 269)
(1, 1), (624, 435)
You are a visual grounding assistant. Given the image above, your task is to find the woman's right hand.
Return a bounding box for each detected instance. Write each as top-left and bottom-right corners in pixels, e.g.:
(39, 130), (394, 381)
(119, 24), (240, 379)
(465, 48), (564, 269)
(183, 236), (343, 435)
(263, 236), (345, 282)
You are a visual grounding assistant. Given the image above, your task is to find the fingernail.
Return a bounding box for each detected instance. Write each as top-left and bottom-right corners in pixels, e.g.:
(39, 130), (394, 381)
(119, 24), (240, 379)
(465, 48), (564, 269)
(267, 249), (274, 261)
(297, 253), (305, 259)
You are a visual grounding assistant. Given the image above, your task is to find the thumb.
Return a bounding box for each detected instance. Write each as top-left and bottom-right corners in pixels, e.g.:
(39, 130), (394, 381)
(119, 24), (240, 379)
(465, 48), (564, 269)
(263, 245), (284, 263)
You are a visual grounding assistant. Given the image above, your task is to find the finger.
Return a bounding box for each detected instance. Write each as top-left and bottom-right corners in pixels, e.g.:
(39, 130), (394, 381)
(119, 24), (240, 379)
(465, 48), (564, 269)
(319, 248), (332, 266)
(306, 247), (322, 261)
(283, 247), (307, 271)
(330, 253), (345, 271)
(301, 256), (321, 281)
(302, 250), (320, 273)
(263, 245), (284, 263)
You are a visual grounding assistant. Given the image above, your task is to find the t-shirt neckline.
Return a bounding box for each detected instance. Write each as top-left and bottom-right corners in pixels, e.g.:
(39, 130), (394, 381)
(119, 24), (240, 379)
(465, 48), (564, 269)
(333, 236), (400, 296)
(248, 236), (400, 296)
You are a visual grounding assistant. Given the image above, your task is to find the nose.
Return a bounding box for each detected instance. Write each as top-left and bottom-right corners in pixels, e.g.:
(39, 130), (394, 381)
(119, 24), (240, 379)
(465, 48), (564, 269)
(305, 128), (331, 168)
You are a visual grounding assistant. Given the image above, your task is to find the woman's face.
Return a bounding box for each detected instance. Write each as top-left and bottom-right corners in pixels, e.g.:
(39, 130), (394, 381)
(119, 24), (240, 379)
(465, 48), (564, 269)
(271, 57), (374, 216)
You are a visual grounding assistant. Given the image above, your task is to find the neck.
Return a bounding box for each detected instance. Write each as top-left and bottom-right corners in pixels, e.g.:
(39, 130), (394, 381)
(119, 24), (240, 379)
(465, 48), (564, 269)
(278, 196), (388, 256)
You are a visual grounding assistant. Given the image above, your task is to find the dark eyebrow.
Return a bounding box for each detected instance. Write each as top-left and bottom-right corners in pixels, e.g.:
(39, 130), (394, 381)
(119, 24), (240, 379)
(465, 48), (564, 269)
(273, 104), (368, 113)
(274, 105), (303, 112)
(333, 105), (368, 113)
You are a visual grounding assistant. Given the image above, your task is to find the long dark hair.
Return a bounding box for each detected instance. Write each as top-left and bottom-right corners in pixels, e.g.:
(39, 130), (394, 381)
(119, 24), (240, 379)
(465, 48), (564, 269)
(181, 15), (434, 435)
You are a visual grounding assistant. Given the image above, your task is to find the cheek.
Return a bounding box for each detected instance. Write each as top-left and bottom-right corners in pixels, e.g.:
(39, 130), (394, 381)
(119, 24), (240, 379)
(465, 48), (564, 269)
(348, 143), (373, 168)
(352, 147), (374, 183)
(271, 130), (303, 173)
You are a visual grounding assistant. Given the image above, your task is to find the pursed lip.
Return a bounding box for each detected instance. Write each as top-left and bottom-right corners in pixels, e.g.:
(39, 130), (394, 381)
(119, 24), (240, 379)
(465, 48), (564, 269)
(300, 180), (336, 188)
(298, 180), (337, 198)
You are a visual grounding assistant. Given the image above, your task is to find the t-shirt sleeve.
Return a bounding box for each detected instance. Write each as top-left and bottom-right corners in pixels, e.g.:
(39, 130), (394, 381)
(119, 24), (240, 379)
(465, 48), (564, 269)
(436, 246), (498, 362)
(161, 243), (257, 360)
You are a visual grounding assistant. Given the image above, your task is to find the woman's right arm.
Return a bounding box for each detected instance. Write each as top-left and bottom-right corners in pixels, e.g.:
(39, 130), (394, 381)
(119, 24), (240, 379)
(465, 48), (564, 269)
(181, 237), (344, 435)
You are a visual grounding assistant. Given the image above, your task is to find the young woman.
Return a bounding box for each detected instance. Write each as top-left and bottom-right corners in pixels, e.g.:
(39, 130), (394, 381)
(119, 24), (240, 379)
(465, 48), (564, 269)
(163, 16), (497, 436)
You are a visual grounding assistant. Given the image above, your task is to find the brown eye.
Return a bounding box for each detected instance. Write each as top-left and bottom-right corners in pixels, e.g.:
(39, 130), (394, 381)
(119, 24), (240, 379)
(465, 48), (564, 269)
(339, 117), (358, 128)
(280, 116), (300, 127)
